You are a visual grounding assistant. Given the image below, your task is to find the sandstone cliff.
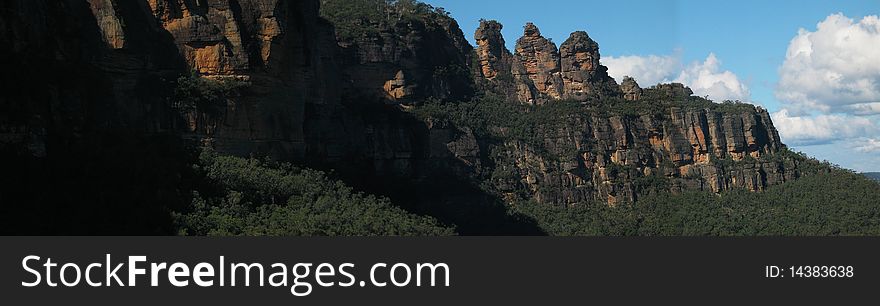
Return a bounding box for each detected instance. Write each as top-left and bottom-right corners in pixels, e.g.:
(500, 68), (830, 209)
(1, 0), (343, 160)
(331, 4), (474, 104)
(492, 92), (791, 205)
(0, 0), (798, 212)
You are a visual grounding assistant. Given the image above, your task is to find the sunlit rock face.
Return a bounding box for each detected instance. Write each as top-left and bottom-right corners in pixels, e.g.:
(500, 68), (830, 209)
(480, 22), (622, 104)
(511, 23), (564, 104)
(474, 20), (509, 80)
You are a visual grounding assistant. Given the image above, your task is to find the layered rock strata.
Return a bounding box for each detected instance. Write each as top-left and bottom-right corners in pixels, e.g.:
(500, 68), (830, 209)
(494, 103), (789, 205)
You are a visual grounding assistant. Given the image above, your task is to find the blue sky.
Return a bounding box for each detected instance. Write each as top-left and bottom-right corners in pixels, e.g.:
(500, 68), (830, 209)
(426, 0), (880, 172)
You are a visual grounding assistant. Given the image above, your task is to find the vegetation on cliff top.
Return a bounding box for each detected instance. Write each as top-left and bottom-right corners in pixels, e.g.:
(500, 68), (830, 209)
(412, 93), (582, 149)
(412, 89), (760, 158)
(320, 0), (453, 41)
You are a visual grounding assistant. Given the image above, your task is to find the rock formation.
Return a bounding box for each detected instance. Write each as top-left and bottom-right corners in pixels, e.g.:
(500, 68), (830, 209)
(512, 23), (564, 104)
(383, 70), (415, 100)
(649, 83), (695, 98)
(474, 20), (510, 80)
(476, 22), (622, 104)
(620, 76), (642, 101)
(559, 31), (621, 100)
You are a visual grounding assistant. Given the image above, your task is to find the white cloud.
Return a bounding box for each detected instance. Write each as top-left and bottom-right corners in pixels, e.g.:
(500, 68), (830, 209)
(845, 102), (880, 116)
(776, 13), (880, 115)
(771, 13), (880, 166)
(603, 52), (751, 102)
(770, 109), (879, 146)
(603, 54), (680, 86)
(854, 138), (880, 153)
(673, 53), (751, 102)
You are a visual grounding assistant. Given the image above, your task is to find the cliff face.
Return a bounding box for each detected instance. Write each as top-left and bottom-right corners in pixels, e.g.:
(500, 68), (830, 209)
(1, 0), (796, 210)
(0, 0), (340, 160)
(0, 0), (491, 233)
(334, 8), (474, 104)
(494, 88), (791, 205)
(136, 0), (343, 158)
(0, 0), (475, 168)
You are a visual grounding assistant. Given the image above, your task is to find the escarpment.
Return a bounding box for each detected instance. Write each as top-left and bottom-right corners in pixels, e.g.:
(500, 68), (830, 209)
(463, 19), (793, 205)
(1, 0), (344, 161)
(492, 89), (792, 205)
(324, 1), (474, 104)
(1, 0), (796, 211)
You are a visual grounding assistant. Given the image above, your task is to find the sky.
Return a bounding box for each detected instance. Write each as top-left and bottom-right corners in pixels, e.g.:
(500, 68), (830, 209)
(425, 0), (880, 172)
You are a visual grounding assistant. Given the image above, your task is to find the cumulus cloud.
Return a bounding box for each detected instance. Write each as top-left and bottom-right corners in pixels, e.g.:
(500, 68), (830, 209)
(770, 12), (880, 166)
(603, 54), (680, 86)
(673, 53), (751, 102)
(776, 13), (880, 115)
(844, 102), (880, 116)
(854, 138), (880, 153)
(770, 109), (879, 146)
(603, 53), (751, 102)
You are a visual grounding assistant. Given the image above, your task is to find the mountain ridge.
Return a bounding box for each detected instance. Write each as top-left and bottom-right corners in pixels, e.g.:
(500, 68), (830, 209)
(0, 0), (808, 206)
(1, 0), (877, 235)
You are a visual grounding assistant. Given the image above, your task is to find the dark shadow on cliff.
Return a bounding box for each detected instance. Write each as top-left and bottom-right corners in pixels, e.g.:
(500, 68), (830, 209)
(0, 0), (193, 234)
(304, 102), (546, 235)
(359, 172), (548, 236)
(0, 134), (197, 235)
